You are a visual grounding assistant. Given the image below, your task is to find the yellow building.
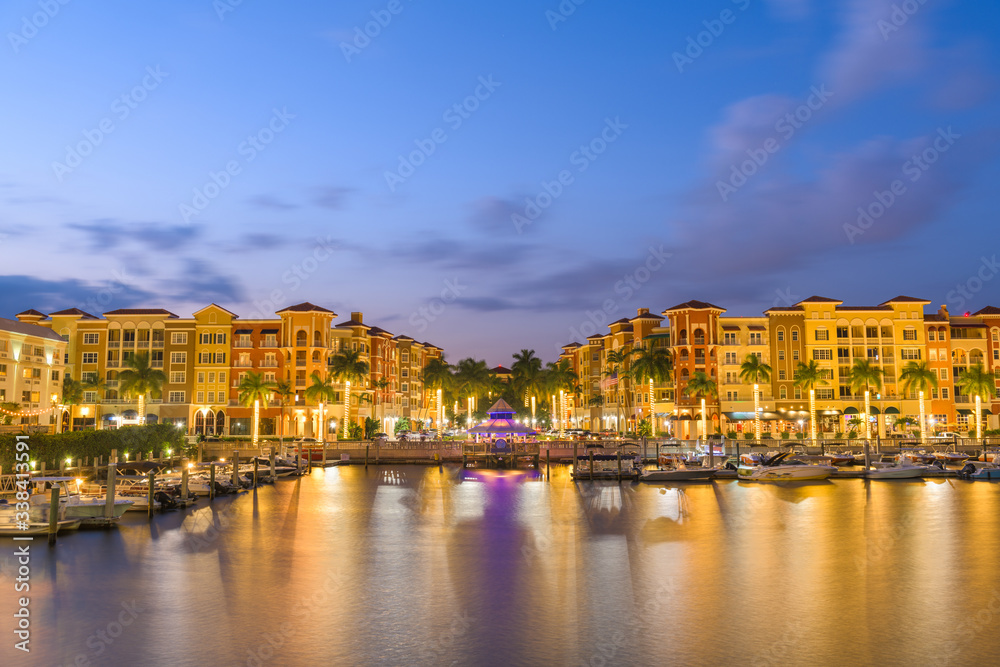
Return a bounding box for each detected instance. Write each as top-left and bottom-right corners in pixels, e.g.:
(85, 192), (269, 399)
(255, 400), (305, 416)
(2, 311), (66, 431)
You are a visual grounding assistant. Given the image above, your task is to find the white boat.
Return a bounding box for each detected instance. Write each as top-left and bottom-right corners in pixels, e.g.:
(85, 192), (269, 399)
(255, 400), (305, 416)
(641, 452), (716, 482)
(737, 452), (837, 481)
(933, 451), (969, 464)
(866, 456), (927, 480)
(30, 478), (133, 524)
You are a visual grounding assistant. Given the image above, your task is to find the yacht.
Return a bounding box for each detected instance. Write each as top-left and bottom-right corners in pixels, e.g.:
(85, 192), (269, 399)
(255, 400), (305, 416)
(640, 450), (716, 482)
(866, 456), (927, 480)
(737, 452), (837, 481)
(30, 477), (133, 524)
(0, 498), (82, 536)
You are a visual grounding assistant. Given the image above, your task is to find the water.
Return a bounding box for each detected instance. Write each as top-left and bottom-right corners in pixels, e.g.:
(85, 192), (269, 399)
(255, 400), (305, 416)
(3, 465), (999, 666)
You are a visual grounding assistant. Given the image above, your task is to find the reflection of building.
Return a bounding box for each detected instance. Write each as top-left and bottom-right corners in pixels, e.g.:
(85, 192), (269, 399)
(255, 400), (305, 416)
(18, 302), (443, 436)
(0, 314), (66, 430)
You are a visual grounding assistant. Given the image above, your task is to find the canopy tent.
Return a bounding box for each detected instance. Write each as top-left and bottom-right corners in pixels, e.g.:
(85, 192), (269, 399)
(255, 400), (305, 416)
(957, 409), (974, 416)
(722, 411), (782, 421)
(884, 407), (900, 415)
(844, 407), (859, 415)
(467, 399), (537, 435)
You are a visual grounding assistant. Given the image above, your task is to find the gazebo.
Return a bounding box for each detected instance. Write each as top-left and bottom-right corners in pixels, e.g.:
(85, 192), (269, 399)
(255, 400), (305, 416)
(467, 399), (536, 452)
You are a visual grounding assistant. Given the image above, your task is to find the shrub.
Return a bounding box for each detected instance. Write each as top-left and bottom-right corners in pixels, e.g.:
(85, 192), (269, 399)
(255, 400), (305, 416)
(781, 431), (791, 440)
(744, 433), (754, 440)
(834, 431), (845, 439)
(848, 430), (858, 440)
(0, 424), (184, 471)
(726, 431), (738, 439)
(795, 432), (806, 439)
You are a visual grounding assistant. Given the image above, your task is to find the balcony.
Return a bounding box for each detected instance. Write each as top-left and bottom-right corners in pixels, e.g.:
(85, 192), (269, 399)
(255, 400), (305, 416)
(106, 361), (119, 368)
(234, 361), (253, 368)
(233, 341), (253, 348)
(259, 361), (278, 368)
(151, 361), (163, 369)
(152, 341), (164, 349)
(108, 341), (120, 348)
(693, 337), (705, 345)
(137, 341), (149, 349)
(295, 380), (306, 388)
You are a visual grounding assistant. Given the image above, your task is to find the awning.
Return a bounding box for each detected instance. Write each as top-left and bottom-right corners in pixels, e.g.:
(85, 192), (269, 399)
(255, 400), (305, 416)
(957, 409), (974, 415)
(234, 328), (252, 334)
(642, 333), (671, 340)
(820, 409), (843, 416)
(869, 406), (880, 415)
(260, 328), (279, 334)
(723, 411), (781, 421)
(677, 414), (692, 421)
(884, 407), (900, 415)
(844, 407), (859, 415)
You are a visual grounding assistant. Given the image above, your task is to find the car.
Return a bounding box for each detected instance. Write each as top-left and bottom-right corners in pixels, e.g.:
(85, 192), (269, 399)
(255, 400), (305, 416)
(373, 432), (388, 439)
(293, 437), (317, 443)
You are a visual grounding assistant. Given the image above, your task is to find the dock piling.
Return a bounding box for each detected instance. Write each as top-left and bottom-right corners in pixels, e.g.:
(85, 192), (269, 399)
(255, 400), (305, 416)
(253, 457), (259, 487)
(546, 448), (550, 479)
(104, 450), (117, 519)
(231, 451), (239, 487)
(147, 472), (155, 520)
(617, 449), (622, 482)
(270, 447), (276, 480)
(589, 451), (594, 481)
(181, 461), (189, 500)
(209, 464), (216, 501)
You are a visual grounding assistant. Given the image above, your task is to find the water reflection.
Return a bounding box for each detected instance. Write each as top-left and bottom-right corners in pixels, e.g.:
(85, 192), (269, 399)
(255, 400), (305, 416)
(1, 467), (998, 666)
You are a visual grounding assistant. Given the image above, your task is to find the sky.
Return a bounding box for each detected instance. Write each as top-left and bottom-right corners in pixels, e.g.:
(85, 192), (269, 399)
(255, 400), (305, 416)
(2, 0), (999, 366)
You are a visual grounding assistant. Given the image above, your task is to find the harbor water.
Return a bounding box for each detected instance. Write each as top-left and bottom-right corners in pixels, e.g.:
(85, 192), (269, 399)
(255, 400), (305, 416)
(3, 464), (1000, 666)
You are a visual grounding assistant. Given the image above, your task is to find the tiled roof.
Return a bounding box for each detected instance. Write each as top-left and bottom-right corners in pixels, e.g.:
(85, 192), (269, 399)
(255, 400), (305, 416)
(277, 302), (335, 314)
(631, 312), (664, 320)
(561, 342), (582, 349)
(335, 318), (370, 330)
(879, 296), (931, 305)
(836, 306), (892, 311)
(492, 365), (512, 373)
(587, 334), (606, 340)
(796, 296), (843, 304)
(105, 308), (179, 317)
(764, 306), (802, 313)
(15, 309), (46, 318)
(664, 300), (725, 312)
(393, 335), (415, 341)
(721, 325), (740, 331)
(974, 306), (1000, 316)
(747, 325), (766, 331)
(0, 317), (66, 342)
(609, 318), (631, 325)
(367, 326), (392, 337)
(49, 308), (99, 319)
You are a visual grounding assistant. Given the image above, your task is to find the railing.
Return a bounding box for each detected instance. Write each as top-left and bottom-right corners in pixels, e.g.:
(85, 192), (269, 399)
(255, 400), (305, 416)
(137, 341), (149, 349)
(151, 362), (163, 368)
(259, 361), (278, 368)
(106, 361), (119, 368)
(233, 341), (253, 348)
(152, 341), (164, 348)
(108, 341), (120, 348)
(233, 361), (253, 368)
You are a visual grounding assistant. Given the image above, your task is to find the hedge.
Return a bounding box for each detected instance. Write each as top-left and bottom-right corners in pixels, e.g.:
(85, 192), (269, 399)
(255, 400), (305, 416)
(0, 424), (184, 472)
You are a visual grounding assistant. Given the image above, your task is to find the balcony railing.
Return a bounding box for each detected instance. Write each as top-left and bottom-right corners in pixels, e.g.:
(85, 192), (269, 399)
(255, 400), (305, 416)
(106, 361), (119, 368)
(259, 361), (278, 368)
(107, 341), (120, 348)
(295, 380), (306, 388)
(233, 361), (253, 368)
(137, 341), (149, 349)
(233, 341), (253, 348)
(693, 337), (705, 345)
(152, 341), (164, 348)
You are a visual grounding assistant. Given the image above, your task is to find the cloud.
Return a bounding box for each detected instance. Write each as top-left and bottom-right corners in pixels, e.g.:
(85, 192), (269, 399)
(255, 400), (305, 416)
(466, 196), (524, 233)
(223, 233), (291, 253)
(66, 220), (201, 252)
(164, 259), (245, 304)
(383, 235), (539, 271)
(766, 0), (810, 21)
(310, 186), (356, 209)
(0, 275), (155, 316)
(6, 195), (68, 205)
(247, 195), (298, 210)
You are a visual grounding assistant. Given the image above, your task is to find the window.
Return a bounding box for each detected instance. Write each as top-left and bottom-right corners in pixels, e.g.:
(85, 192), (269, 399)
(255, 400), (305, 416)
(51, 370), (59, 381)
(264, 334), (277, 347)
(401, 369), (409, 378)
(777, 330), (784, 342)
(196, 391), (205, 403)
(836, 327), (849, 339)
(778, 350), (785, 360)
(151, 351), (163, 367)
(401, 353), (409, 363)
(779, 386), (787, 399)
(939, 368), (948, 380)
(791, 330), (798, 341)
(84, 391), (96, 403)
(866, 327), (878, 339)
(725, 352), (738, 364)
(903, 329), (917, 341)
(215, 353), (226, 364)
(171, 332), (188, 345)
(724, 332), (738, 345)
(169, 391), (185, 403)
(792, 350), (799, 360)
(401, 383), (408, 392)
(219, 372), (226, 385)
(837, 347), (850, 360)
(264, 372), (275, 383)
(815, 329), (829, 341)
(942, 387), (949, 399)
(208, 372), (216, 383)
(928, 331), (936, 341)
(816, 388), (834, 400)
(749, 333), (762, 345)
(82, 352), (98, 364)
(83, 333), (100, 345)
(794, 387), (801, 399)
(198, 372), (205, 384)
(813, 349), (833, 360)
(208, 391), (215, 403)
(778, 370), (786, 380)
(22, 367), (32, 379)
(123, 330), (135, 344)
(901, 348), (921, 360)
(929, 349), (938, 361)
(81, 372), (97, 383)
(171, 352), (187, 365)
(170, 372), (185, 384)
(931, 388), (939, 399)
(0, 364), (5, 377)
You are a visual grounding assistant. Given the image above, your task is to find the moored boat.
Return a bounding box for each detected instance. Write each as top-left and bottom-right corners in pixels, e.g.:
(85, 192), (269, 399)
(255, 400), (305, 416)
(866, 456), (926, 480)
(641, 452), (716, 482)
(737, 452), (836, 481)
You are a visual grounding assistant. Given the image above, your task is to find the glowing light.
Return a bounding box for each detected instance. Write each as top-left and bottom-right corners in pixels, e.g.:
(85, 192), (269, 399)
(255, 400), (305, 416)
(864, 390), (871, 440)
(809, 389), (817, 442)
(252, 399), (260, 447)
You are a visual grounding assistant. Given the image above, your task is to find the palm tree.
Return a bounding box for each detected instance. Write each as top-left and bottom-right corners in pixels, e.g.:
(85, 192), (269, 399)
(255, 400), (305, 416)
(328, 349), (370, 438)
(604, 348), (635, 434)
(61, 376), (83, 432)
(544, 359), (579, 434)
(238, 371), (275, 446)
(272, 380), (294, 445)
(81, 375), (105, 430)
(304, 371), (338, 440)
(683, 371), (718, 441)
(956, 362), (993, 439)
(453, 358), (491, 427)
(421, 357), (452, 430)
(511, 349), (544, 414)
(899, 360), (938, 444)
(738, 353), (772, 440)
(848, 358), (885, 440)
(793, 360), (828, 441)
(630, 343), (673, 426)
(373, 377), (391, 430)
(118, 352), (165, 426)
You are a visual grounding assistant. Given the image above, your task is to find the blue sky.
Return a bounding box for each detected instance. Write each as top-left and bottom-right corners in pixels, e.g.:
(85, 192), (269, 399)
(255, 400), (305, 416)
(2, 0), (998, 364)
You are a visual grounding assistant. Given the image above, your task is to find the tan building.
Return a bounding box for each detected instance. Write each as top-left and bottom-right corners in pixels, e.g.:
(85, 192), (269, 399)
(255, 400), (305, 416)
(1, 312), (67, 431)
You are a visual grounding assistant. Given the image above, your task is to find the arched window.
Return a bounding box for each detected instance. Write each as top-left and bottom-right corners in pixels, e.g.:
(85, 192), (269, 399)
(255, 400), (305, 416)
(313, 330), (322, 347)
(216, 410), (226, 435)
(295, 330), (307, 347)
(779, 386), (787, 399)
(693, 329), (705, 345)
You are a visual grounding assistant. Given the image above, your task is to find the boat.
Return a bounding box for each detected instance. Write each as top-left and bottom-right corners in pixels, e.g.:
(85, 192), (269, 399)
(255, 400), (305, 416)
(0, 499), (82, 536)
(959, 455), (1000, 480)
(904, 450), (937, 465)
(29, 478), (133, 524)
(933, 451), (969, 465)
(250, 456), (302, 477)
(641, 452), (716, 482)
(826, 453), (856, 466)
(866, 456), (927, 480)
(572, 447), (640, 480)
(737, 452), (837, 481)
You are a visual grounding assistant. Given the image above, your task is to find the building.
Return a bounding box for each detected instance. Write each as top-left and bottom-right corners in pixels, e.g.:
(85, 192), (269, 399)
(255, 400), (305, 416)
(0, 313), (67, 431)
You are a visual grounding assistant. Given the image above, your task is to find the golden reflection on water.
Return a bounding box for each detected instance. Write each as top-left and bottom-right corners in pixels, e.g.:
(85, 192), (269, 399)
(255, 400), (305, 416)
(2, 466), (1000, 666)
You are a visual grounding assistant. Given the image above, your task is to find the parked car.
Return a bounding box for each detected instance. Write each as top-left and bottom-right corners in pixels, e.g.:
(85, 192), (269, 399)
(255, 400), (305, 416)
(933, 431), (960, 439)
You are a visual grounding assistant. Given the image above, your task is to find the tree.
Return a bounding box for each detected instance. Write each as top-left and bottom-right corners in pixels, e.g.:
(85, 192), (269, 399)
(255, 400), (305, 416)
(118, 352), (166, 426)
(604, 348), (635, 434)
(453, 358), (491, 426)
(630, 343), (673, 426)
(739, 353), (772, 440)
(328, 349), (370, 438)
(421, 357), (453, 429)
(511, 349), (544, 410)
(899, 361), (938, 443)
(364, 416), (380, 440)
(373, 377), (391, 429)
(543, 359), (579, 433)
(238, 371), (275, 446)
(956, 362), (992, 439)
(272, 380), (294, 445)
(61, 376), (83, 430)
(683, 371), (718, 440)
(848, 358), (884, 439)
(793, 360), (828, 441)
(304, 371), (337, 441)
